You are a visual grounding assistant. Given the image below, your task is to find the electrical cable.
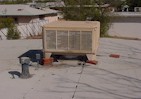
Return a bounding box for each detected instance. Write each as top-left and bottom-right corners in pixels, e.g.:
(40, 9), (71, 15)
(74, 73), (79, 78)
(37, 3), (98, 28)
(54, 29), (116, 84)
(72, 63), (85, 99)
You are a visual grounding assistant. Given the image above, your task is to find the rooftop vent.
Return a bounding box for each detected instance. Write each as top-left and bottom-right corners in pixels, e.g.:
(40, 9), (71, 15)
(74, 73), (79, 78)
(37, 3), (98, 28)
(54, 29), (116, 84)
(17, 9), (23, 11)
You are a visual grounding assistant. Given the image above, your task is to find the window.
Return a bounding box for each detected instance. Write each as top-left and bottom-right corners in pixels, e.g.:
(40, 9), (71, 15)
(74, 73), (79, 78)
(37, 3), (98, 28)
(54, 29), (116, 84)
(39, 15), (45, 20)
(14, 18), (18, 24)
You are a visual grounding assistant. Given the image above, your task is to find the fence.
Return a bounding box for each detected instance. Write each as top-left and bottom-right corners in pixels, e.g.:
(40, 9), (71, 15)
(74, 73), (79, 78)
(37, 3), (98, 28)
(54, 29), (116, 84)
(0, 20), (48, 40)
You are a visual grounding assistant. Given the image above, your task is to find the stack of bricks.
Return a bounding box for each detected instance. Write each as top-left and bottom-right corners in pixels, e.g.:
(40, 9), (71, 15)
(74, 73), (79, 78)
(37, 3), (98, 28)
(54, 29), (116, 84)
(43, 58), (54, 65)
(109, 54), (120, 58)
(86, 60), (98, 65)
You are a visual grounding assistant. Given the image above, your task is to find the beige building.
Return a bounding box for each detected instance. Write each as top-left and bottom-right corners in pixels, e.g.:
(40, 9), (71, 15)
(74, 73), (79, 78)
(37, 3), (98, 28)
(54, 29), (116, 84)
(42, 21), (100, 62)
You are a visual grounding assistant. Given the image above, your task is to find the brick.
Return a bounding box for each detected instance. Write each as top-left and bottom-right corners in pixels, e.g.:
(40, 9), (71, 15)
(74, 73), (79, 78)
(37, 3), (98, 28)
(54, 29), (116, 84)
(86, 60), (98, 65)
(109, 54), (120, 58)
(43, 58), (54, 65)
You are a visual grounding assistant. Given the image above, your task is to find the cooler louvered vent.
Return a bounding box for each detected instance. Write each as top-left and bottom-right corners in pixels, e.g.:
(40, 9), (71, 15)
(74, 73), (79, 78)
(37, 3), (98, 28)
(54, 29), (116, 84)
(69, 31), (80, 50)
(57, 30), (68, 50)
(46, 30), (56, 49)
(46, 30), (92, 52)
(81, 31), (92, 51)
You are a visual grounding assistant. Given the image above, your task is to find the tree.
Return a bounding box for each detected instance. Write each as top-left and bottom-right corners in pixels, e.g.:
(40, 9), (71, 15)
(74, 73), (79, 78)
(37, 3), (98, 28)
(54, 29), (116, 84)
(0, 18), (20, 39)
(0, 18), (14, 28)
(63, 0), (111, 36)
(126, 0), (141, 11)
(102, 0), (126, 11)
(7, 25), (21, 40)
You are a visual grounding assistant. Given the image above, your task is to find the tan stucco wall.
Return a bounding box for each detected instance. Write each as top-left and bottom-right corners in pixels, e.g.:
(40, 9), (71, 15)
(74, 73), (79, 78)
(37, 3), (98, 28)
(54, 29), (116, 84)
(18, 16), (39, 25)
(0, 15), (58, 26)
(44, 16), (58, 23)
(18, 15), (58, 25)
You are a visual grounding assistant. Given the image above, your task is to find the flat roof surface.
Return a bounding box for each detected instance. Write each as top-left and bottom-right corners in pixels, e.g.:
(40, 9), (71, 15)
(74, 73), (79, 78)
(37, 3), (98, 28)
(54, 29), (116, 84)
(0, 38), (141, 99)
(43, 21), (100, 29)
(0, 4), (57, 16)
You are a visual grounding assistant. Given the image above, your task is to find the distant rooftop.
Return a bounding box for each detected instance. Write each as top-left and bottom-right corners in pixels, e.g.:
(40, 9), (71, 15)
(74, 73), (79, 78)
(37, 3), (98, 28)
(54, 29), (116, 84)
(42, 8), (58, 14)
(112, 12), (141, 17)
(46, 1), (65, 7)
(0, 4), (57, 16)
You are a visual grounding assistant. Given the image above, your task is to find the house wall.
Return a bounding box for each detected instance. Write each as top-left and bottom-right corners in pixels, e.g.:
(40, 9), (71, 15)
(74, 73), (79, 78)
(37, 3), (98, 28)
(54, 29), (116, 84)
(17, 15), (58, 25)
(134, 7), (141, 12)
(108, 17), (141, 39)
(0, 20), (49, 40)
(0, 15), (58, 40)
(44, 15), (58, 23)
(17, 16), (39, 25)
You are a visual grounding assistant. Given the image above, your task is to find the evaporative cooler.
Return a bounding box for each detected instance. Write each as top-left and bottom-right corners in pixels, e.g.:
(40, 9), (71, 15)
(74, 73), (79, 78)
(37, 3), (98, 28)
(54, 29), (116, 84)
(42, 21), (100, 64)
